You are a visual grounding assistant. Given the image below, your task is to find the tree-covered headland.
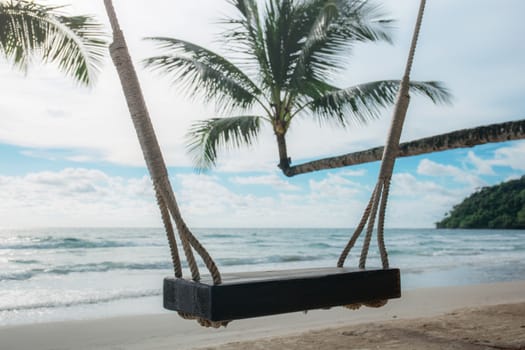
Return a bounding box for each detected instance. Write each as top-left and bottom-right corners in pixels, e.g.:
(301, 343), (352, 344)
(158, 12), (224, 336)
(436, 176), (525, 229)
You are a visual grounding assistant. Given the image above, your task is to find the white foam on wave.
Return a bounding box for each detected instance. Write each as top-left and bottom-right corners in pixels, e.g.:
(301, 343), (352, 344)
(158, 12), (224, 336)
(0, 288), (161, 313)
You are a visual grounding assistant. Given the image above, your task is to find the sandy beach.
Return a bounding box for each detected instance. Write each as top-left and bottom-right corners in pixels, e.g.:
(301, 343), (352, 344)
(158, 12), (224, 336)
(1, 280), (524, 350)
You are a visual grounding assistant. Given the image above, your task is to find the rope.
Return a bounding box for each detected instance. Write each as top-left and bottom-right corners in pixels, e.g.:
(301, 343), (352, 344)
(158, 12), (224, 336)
(377, 178), (391, 269)
(104, 0), (226, 327)
(155, 177), (201, 281)
(337, 188), (375, 267)
(404, 0), (426, 80)
(157, 175), (222, 284)
(177, 312), (230, 328)
(359, 180), (382, 269)
(103, 1), (223, 329)
(154, 185), (182, 277)
(338, 0), (427, 276)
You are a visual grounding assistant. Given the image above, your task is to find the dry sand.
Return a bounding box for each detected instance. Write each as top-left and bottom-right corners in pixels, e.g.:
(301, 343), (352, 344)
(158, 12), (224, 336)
(202, 303), (525, 350)
(1, 280), (524, 350)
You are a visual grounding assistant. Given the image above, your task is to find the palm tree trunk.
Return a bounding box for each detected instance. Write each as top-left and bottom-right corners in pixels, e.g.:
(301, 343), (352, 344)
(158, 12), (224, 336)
(283, 119), (525, 177)
(276, 133), (290, 170)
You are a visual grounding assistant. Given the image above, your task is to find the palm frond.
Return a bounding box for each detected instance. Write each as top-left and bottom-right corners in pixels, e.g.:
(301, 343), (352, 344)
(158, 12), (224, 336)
(186, 115), (262, 170)
(292, 0), (341, 77)
(303, 80), (451, 127)
(289, 0), (394, 90)
(0, 0), (107, 85)
(292, 77), (339, 108)
(222, 0), (273, 90)
(144, 37), (261, 113)
(261, 0), (298, 90)
(406, 80), (452, 105)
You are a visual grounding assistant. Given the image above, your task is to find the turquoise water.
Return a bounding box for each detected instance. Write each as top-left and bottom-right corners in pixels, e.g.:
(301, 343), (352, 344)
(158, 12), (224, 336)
(0, 227), (524, 325)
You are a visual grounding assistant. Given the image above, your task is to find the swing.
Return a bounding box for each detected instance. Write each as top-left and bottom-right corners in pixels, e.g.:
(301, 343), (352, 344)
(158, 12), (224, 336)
(164, 267), (400, 323)
(104, 0), (427, 329)
(163, 0), (429, 326)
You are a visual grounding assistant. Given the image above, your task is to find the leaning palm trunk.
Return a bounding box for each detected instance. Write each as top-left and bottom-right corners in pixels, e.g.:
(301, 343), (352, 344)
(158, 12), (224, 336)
(102, 0), (225, 328)
(284, 118), (525, 177)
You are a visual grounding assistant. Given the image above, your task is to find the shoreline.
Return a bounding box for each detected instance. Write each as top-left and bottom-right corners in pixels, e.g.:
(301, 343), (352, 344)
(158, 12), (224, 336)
(1, 280), (524, 350)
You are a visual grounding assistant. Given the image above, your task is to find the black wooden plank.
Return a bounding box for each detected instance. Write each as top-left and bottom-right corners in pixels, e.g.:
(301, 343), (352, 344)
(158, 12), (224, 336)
(164, 267), (400, 322)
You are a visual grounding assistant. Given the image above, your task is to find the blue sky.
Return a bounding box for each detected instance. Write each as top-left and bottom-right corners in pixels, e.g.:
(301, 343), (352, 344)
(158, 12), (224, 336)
(1, 0), (524, 228)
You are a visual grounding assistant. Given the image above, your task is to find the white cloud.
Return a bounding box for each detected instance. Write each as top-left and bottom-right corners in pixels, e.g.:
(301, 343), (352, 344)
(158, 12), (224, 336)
(453, 141), (525, 176)
(0, 169), (158, 228)
(2, 159), (517, 229)
(309, 174), (359, 196)
(491, 142), (525, 171)
(387, 173), (472, 228)
(417, 159), (462, 177)
(181, 170), (414, 228)
(175, 173), (368, 228)
(467, 151), (496, 175)
(175, 173), (248, 217)
(504, 174), (522, 182)
(339, 169), (368, 177)
(391, 173), (453, 198)
(1, 168), (370, 229)
(230, 173), (300, 191)
(417, 159), (484, 187)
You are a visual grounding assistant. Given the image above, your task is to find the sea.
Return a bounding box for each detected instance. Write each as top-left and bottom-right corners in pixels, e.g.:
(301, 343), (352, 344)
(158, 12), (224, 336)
(1, 227), (524, 326)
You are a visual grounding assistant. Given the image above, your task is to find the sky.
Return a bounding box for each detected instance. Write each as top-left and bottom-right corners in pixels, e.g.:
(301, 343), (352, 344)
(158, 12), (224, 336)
(0, 0), (524, 229)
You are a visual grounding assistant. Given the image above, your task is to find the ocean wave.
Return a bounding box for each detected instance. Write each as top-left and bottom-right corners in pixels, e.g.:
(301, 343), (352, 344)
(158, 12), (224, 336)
(218, 258), (260, 266)
(9, 259), (40, 264)
(217, 254), (330, 266)
(0, 289), (161, 313)
(307, 243), (333, 249)
(268, 254), (325, 263)
(48, 261), (173, 274)
(0, 261), (172, 281)
(203, 233), (239, 239)
(384, 249), (412, 256)
(0, 236), (140, 250)
(0, 271), (38, 281)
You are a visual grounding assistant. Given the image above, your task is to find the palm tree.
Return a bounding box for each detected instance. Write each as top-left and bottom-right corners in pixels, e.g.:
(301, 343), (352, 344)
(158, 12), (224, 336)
(143, 0), (451, 174)
(0, 0), (106, 85)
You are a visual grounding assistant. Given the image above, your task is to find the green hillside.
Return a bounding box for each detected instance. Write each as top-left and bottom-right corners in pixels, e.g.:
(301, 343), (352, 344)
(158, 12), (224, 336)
(436, 175), (525, 229)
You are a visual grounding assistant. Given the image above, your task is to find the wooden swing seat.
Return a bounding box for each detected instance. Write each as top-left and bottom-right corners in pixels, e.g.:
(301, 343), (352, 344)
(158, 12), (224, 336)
(164, 267), (400, 322)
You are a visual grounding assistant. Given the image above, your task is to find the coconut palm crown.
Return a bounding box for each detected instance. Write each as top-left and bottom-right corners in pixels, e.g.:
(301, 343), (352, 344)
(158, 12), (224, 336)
(0, 0), (106, 85)
(144, 0), (451, 172)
